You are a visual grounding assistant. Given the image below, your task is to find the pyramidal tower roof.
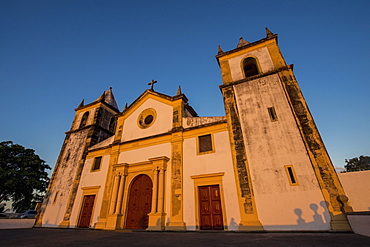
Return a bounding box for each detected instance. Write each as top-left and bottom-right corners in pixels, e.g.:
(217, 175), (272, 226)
(95, 87), (119, 110)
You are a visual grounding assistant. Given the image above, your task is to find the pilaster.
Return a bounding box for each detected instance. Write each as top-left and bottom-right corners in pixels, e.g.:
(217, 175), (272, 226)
(221, 84), (263, 231)
(95, 147), (122, 229)
(166, 133), (186, 231)
(104, 162), (128, 230)
(147, 156), (169, 231)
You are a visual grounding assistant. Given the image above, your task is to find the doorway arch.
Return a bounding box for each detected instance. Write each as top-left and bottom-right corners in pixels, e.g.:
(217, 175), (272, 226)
(125, 174), (153, 229)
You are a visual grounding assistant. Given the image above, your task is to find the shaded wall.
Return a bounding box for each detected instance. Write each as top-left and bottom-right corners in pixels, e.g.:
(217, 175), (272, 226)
(338, 170), (370, 212)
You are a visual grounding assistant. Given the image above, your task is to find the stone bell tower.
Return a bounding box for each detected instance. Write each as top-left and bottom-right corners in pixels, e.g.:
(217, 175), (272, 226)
(35, 88), (120, 228)
(216, 28), (351, 230)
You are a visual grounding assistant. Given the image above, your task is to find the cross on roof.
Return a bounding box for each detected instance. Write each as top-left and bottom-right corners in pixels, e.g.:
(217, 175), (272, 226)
(148, 79), (157, 91)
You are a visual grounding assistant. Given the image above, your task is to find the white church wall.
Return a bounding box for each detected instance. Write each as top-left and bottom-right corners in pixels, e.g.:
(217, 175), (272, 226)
(118, 142), (172, 165)
(234, 74), (330, 230)
(182, 130), (241, 231)
(227, 46), (275, 82)
(121, 98), (173, 142)
(69, 155), (110, 228)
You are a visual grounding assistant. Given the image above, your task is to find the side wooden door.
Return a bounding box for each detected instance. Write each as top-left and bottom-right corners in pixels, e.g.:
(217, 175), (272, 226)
(199, 185), (224, 230)
(125, 174), (153, 229)
(78, 195), (95, 228)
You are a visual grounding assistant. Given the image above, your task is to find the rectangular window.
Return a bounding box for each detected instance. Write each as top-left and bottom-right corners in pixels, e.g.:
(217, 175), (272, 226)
(53, 191), (59, 204)
(285, 165), (298, 186)
(268, 107), (278, 121)
(198, 134), (214, 154)
(91, 156), (102, 171)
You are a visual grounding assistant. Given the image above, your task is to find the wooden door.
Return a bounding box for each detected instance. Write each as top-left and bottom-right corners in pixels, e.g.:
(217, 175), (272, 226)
(78, 195), (95, 228)
(125, 174), (153, 229)
(199, 185), (224, 230)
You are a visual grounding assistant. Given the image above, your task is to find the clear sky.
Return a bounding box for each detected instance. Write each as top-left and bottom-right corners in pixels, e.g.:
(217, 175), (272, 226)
(1, 0), (369, 173)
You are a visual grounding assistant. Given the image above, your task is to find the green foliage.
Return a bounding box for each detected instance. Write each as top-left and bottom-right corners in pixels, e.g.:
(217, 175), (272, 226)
(344, 155), (370, 172)
(0, 141), (51, 212)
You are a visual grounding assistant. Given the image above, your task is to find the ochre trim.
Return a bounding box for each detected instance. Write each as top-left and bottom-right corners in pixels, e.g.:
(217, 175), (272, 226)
(191, 172), (225, 180)
(81, 186), (101, 192)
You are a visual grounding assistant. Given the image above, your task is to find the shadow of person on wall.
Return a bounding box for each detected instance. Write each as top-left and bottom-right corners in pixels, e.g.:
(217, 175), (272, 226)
(294, 202), (328, 228)
(229, 217), (238, 230)
(310, 203), (324, 224)
(320, 201), (330, 223)
(294, 208), (306, 226)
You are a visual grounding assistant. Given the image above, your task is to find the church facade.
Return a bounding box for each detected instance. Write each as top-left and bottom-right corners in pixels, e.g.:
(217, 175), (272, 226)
(35, 29), (352, 231)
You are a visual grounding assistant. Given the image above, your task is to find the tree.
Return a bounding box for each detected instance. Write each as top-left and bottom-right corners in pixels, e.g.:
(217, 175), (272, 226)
(344, 155), (370, 172)
(0, 141), (51, 212)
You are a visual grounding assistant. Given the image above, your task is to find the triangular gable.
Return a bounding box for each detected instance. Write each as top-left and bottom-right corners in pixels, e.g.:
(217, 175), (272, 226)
(119, 89), (193, 120)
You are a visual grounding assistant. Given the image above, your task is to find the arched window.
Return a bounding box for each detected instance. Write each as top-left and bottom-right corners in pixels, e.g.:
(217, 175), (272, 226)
(242, 57), (259, 78)
(79, 111), (89, 128)
(108, 116), (117, 133)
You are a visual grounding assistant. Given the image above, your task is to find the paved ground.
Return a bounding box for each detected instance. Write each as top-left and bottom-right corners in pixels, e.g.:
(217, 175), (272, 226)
(1, 228), (370, 247)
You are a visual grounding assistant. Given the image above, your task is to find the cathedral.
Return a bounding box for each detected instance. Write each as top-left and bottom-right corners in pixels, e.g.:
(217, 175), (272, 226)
(35, 29), (352, 231)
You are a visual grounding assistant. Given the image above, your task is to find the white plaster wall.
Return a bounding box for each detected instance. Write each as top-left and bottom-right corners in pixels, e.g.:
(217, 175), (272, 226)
(122, 98), (173, 142)
(338, 170), (370, 212)
(228, 47), (275, 82)
(41, 192), (68, 227)
(42, 129), (88, 227)
(118, 143), (172, 165)
(234, 74), (330, 230)
(182, 131), (241, 231)
(69, 155), (110, 228)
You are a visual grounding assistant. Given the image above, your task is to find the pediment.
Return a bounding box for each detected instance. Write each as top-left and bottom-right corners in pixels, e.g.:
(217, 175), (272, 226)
(121, 90), (183, 119)
(118, 90), (183, 142)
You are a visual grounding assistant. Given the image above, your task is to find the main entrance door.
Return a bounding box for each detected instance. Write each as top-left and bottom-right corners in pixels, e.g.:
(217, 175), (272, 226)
(198, 185), (224, 230)
(125, 174), (153, 229)
(78, 195), (95, 228)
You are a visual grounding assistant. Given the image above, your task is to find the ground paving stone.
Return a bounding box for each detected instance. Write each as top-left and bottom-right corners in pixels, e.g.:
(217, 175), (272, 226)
(0, 228), (370, 247)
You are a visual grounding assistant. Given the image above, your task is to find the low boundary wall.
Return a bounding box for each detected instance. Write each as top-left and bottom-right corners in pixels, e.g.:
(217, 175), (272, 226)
(0, 219), (35, 229)
(347, 212), (370, 237)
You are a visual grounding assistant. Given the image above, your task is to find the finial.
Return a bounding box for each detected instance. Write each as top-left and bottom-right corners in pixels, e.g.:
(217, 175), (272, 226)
(177, 85), (182, 95)
(78, 99), (84, 108)
(265, 27), (274, 38)
(236, 37), (249, 48)
(148, 79), (157, 91)
(217, 45), (223, 54)
(124, 103), (128, 111)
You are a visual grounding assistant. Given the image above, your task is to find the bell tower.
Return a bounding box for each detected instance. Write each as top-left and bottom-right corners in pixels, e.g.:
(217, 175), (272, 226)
(216, 28), (351, 230)
(35, 88), (120, 228)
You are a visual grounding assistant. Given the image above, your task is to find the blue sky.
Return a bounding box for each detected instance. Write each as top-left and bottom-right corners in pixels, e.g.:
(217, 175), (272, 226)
(1, 0), (369, 173)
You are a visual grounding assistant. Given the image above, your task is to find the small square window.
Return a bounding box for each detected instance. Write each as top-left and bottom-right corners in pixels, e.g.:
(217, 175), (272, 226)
(91, 156), (102, 171)
(268, 107), (278, 121)
(198, 134), (214, 154)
